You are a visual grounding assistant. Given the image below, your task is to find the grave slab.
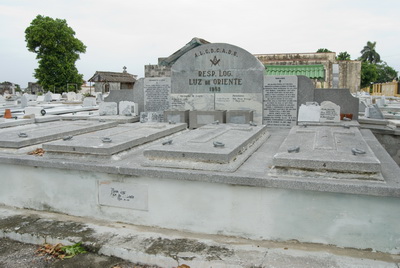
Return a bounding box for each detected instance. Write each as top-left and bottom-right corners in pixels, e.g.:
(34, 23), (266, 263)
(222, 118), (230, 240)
(0, 120), (117, 148)
(43, 123), (187, 158)
(0, 118), (35, 129)
(143, 123), (270, 172)
(88, 115), (140, 124)
(272, 125), (382, 180)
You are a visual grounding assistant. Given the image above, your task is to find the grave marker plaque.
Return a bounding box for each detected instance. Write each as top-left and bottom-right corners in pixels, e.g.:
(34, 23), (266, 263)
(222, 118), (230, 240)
(263, 76), (298, 127)
(144, 77), (171, 112)
(98, 181), (148, 210)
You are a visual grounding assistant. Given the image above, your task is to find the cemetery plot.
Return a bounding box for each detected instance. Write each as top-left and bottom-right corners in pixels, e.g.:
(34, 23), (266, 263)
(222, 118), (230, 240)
(43, 123), (187, 157)
(0, 120), (117, 149)
(143, 123), (270, 172)
(272, 125), (383, 180)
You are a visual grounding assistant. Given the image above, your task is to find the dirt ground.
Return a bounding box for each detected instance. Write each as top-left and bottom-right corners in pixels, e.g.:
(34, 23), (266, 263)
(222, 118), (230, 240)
(0, 238), (161, 268)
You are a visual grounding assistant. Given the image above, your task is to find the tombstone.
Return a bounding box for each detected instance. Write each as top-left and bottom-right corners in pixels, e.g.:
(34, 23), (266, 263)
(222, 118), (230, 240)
(144, 77), (171, 113)
(319, 101), (340, 123)
(36, 95), (45, 102)
(104, 90), (135, 114)
(140, 112), (163, 123)
(377, 96), (386, 108)
(67, 92), (77, 101)
(44, 92), (53, 102)
(99, 102), (118, 116)
(314, 88), (359, 120)
(76, 93), (83, 101)
(170, 43), (265, 125)
(189, 110), (226, 129)
(62, 92), (68, 99)
(20, 94), (28, 108)
(365, 104), (384, 119)
(0, 95), (5, 104)
(52, 93), (61, 101)
(164, 110), (190, 124)
(263, 76), (298, 127)
(359, 100), (367, 113)
(83, 97), (97, 107)
(119, 101), (137, 116)
(298, 102), (321, 122)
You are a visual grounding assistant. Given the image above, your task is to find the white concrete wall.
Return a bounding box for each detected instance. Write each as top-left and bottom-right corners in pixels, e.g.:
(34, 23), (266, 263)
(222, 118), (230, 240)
(1, 163), (399, 254)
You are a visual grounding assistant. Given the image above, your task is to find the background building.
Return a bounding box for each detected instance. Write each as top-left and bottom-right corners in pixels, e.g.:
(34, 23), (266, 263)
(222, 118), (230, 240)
(255, 52), (361, 93)
(88, 67), (137, 94)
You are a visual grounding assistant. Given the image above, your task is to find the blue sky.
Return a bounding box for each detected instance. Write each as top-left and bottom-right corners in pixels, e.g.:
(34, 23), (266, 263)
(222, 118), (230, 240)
(1, 0), (399, 88)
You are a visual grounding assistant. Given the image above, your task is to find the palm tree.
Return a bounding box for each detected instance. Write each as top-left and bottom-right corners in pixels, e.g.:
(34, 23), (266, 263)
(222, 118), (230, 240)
(337, 52), (351, 61)
(360, 41), (381, 64)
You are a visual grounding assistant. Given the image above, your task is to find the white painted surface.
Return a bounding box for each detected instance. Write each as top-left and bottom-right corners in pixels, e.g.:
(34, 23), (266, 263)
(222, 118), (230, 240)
(0, 163), (399, 253)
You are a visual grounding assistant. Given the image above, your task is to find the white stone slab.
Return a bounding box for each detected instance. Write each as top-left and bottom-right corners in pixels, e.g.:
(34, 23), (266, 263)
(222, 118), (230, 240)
(43, 122), (187, 157)
(36, 96), (45, 102)
(298, 103), (320, 122)
(319, 101), (340, 123)
(44, 92), (52, 102)
(83, 97), (96, 107)
(0, 120), (117, 148)
(98, 181), (148, 211)
(99, 102), (117, 116)
(52, 94), (61, 101)
(119, 101), (137, 116)
(24, 106), (46, 116)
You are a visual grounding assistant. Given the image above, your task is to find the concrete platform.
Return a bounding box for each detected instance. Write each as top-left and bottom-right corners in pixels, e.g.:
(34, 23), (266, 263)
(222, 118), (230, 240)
(143, 123), (269, 172)
(272, 125), (382, 180)
(1, 205), (399, 268)
(0, 121), (399, 255)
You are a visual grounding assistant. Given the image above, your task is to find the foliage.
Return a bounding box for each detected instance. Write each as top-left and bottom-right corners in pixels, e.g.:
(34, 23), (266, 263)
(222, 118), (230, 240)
(25, 15), (86, 93)
(336, 51), (351, 61)
(360, 61), (378, 88)
(61, 242), (88, 258)
(360, 41), (381, 64)
(375, 62), (398, 83)
(316, 48), (332, 53)
(36, 242), (87, 260)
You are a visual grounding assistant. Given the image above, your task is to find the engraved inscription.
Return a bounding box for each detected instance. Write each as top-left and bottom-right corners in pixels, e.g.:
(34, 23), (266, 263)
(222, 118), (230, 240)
(263, 76), (298, 127)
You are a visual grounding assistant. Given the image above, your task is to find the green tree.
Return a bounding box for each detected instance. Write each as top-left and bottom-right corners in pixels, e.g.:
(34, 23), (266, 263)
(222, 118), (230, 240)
(25, 15), (86, 93)
(336, 52), (351, 61)
(360, 41), (380, 64)
(360, 61), (378, 88)
(316, 48), (332, 53)
(376, 62), (398, 83)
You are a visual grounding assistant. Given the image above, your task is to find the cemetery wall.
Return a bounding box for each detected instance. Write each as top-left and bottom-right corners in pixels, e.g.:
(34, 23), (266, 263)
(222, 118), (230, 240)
(0, 162), (399, 254)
